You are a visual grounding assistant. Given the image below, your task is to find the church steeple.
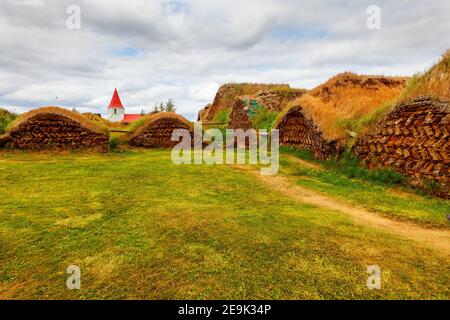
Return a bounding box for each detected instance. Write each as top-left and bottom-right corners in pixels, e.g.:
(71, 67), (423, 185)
(107, 88), (125, 122)
(108, 88), (124, 109)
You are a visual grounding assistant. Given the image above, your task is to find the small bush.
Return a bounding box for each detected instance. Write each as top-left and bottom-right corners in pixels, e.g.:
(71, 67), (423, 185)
(109, 136), (119, 150)
(0, 108), (17, 135)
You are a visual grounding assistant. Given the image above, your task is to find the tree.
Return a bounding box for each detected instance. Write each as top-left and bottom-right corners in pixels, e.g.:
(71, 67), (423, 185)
(165, 99), (176, 112)
(159, 102), (165, 112)
(153, 103), (159, 113)
(140, 109), (145, 116)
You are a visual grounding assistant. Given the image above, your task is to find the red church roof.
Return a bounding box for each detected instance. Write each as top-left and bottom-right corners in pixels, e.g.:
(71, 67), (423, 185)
(123, 114), (143, 123)
(108, 88), (124, 109)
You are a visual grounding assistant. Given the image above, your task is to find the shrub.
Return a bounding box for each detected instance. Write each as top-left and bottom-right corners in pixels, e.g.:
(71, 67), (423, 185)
(109, 136), (119, 150)
(0, 108), (17, 135)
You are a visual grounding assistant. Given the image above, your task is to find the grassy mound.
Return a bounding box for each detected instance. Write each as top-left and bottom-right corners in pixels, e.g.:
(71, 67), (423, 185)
(130, 112), (193, 134)
(9, 107), (109, 135)
(353, 50), (450, 198)
(203, 83), (292, 121)
(2, 107), (110, 151)
(129, 112), (194, 148)
(283, 73), (407, 143)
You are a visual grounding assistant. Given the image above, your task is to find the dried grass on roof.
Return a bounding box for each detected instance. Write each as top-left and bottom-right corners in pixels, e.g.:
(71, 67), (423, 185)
(82, 112), (123, 129)
(403, 50), (450, 102)
(131, 112), (193, 135)
(129, 112), (194, 149)
(282, 73), (407, 142)
(9, 107), (109, 135)
(3, 106), (109, 151)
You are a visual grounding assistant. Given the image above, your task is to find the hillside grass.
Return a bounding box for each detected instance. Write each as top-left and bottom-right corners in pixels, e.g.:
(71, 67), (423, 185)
(0, 149), (448, 299)
(335, 100), (397, 136)
(285, 73), (406, 143)
(404, 50), (450, 101)
(267, 86), (307, 97)
(252, 107), (279, 131)
(280, 147), (450, 228)
(214, 109), (231, 123)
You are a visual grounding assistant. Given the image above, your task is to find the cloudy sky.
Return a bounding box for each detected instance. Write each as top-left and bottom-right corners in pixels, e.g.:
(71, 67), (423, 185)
(0, 0), (449, 119)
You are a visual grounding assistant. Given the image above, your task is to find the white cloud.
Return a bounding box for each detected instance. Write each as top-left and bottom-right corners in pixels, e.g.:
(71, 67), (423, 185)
(0, 0), (449, 120)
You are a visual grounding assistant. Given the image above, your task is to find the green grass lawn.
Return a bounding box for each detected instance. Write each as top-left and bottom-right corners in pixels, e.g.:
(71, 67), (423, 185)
(0, 149), (449, 299)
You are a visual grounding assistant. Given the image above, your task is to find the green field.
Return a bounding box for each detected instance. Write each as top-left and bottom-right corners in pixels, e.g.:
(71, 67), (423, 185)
(0, 149), (449, 299)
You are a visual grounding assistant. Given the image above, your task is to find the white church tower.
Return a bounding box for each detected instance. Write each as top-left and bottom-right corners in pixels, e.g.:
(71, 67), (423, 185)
(107, 88), (125, 122)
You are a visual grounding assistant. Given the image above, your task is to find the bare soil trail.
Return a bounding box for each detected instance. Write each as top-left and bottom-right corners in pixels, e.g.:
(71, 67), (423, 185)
(238, 166), (450, 256)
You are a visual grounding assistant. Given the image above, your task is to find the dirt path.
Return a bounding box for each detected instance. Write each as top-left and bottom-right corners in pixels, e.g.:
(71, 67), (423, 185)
(240, 167), (450, 256)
